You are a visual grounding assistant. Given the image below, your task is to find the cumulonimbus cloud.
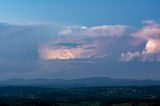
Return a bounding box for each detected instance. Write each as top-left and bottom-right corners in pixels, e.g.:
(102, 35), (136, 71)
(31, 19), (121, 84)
(120, 20), (160, 62)
(38, 25), (129, 60)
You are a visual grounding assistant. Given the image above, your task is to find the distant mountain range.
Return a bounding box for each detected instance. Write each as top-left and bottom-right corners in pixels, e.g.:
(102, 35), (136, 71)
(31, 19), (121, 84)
(0, 77), (160, 88)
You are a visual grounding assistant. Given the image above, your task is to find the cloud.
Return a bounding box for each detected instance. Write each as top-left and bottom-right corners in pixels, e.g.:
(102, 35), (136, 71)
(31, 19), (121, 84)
(1, 21), (160, 80)
(0, 22), (59, 62)
(58, 25), (128, 37)
(120, 52), (140, 62)
(38, 25), (129, 60)
(38, 43), (95, 60)
(136, 20), (160, 40)
(121, 20), (160, 62)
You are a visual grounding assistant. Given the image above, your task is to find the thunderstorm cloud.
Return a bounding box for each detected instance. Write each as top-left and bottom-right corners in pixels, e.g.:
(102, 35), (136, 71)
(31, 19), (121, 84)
(38, 25), (129, 60)
(0, 20), (160, 80)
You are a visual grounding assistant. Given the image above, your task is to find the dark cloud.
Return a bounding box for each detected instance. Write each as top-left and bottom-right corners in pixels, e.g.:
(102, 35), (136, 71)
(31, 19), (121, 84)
(49, 42), (84, 49)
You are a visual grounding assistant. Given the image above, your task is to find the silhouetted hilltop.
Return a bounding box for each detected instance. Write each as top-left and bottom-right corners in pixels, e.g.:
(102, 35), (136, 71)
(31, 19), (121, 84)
(0, 77), (160, 87)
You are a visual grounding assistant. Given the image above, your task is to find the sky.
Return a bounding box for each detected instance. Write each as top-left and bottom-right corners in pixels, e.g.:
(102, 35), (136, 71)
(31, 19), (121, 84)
(0, 0), (160, 80)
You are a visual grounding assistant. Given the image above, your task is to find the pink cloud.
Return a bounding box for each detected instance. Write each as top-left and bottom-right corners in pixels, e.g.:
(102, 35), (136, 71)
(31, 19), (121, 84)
(121, 20), (160, 62)
(134, 20), (160, 40)
(38, 43), (96, 60)
(39, 25), (128, 60)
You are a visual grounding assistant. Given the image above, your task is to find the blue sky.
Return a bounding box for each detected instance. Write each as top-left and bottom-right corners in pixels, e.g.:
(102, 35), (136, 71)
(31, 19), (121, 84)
(0, 0), (160, 25)
(0, 0), (160, 80)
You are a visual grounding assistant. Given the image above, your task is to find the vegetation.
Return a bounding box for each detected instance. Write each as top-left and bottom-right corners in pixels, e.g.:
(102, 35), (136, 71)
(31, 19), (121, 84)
(0, 86), (159, 106)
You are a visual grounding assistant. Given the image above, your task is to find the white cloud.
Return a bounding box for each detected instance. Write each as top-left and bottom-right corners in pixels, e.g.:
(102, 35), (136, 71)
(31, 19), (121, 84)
(58, 25), (128, 37)
(121, 20), (160, 62)
(39, 25), (128, 60)
(120, 52), (140, 62)
(58, 28), (73, 35)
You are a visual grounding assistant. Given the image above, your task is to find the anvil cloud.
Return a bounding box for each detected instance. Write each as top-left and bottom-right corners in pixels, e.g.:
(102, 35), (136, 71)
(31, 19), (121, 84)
(0, 20), (160, 80)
